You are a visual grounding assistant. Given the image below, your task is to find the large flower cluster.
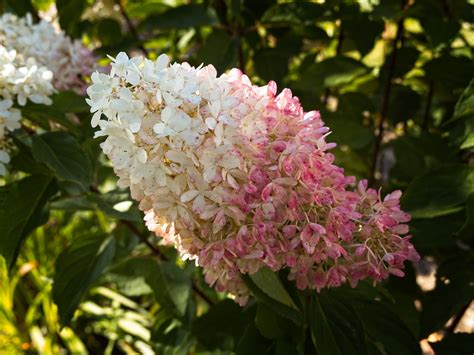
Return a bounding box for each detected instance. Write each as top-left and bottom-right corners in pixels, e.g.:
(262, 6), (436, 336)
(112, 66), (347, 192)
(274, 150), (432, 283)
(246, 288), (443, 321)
(0, 13), (96, 94)
(87, 52), (419, 304)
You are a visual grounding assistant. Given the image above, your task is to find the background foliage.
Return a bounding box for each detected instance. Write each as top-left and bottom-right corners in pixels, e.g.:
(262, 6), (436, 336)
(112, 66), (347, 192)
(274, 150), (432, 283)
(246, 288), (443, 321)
(0, 0), (473, 354)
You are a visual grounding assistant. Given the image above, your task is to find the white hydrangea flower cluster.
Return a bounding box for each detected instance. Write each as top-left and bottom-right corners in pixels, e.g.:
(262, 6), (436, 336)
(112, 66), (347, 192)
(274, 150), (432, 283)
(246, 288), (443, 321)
(88, 53), (418, 304)
(0, 99), (21, 175)
(0, 45), (54, 106)
(0, 12), (98, 177)
(0, 13), (96, 93)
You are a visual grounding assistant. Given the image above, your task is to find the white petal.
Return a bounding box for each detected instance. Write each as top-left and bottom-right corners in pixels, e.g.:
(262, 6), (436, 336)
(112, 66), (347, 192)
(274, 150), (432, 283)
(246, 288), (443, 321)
(181, 189), (199, 203)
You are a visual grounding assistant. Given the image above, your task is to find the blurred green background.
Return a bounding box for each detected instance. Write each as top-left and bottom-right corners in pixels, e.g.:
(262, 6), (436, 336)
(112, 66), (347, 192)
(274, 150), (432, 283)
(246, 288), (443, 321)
(0, 0), (473, 354)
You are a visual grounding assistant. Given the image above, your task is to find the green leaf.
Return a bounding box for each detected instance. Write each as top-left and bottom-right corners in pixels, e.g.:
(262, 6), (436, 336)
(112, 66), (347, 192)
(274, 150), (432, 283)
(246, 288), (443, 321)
(141, 4), (218, 31)
(104, 257), (153, 297)
(255, 304), (285, 339)
(243, 269), (302, 326)
(424, 55), (474, 92)
(194, 29), (238, 73)
(249, 268), (298, 310)
(460, 132), (474, 149)
(50, 91), (90, 113)
(9, 134), (51, 175)
(236, 323), (272, 355)
(145, 259), (191, 318)
(390, 133), (457, 183)
(0, 175), (56, 269)
(32, 132), (92, 191)
(410, 212), (464, 249)
(412, 1), (461, 48)
(343, 14), (384, 55)
(254, 48), (290, 85)
(298, 57), (368, 90)
(53, 234), (116, 325)
(327, 114), (374, 149)
(450, 79), (474, 123)
(402, 166), (474, 218)
(381, 47), (420, 79)
(327, 285), (421, 355)
(387, 84), (421, 123)
(94, 18), (123, 46)
(318, 292), (369, 355)
(310, 295), (341, 355)
(261, 2), (324, 26)
(193, 299), (254, 351)
(56, 0), (87, 36)
(354, 300), (421, 355)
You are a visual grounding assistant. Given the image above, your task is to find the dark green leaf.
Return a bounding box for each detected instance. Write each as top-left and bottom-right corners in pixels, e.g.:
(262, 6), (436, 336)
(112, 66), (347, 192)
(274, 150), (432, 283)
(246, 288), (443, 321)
(261, 2), (323, 26)
(424, 55), (474, 92)
(450, 79), (474, 123)
(32, 132), (92, 191)
(236, 323), (272, 355)
(310, 295), (341, 355)
(146, 259), (191, 318)
(410, 212), (464, 249)
(193, 299), (254, 351)
(141, 4), (218, 31)
(94, 18), (123, 46)
(327, 114), (374, 149)
(104, 257), (153, 297)
(255, 304), (285, 339)
(53, 234), (116, 325)
(254, 48), (289, 84)
(390, 133), (457, 183)
(343, 14), (384, 55)
(56, 0), (87, 36)
(243, 269), (302, 326)
(50, 91), (89, 113)
(402, 166), (474, 218)
(194, 29), (237, 73)
(0, 175), (56, 268)
(249, 268), (298, 310)
(298, 57), (368, 90)
(387, 84), (422, 123)
(355, 300), (421, 355)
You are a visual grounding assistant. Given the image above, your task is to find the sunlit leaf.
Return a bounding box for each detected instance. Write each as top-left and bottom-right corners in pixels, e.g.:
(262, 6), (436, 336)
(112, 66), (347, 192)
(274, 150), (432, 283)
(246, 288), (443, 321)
(53, 234), (116, 325)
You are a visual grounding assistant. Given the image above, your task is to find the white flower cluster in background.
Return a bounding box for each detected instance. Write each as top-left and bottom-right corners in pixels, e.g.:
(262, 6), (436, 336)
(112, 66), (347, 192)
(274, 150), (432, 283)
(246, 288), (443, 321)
(0, 99), (21, 175)
(0, 13), (96, 94)
(0, 12), (98, 177)
(0, 45), (54, 106)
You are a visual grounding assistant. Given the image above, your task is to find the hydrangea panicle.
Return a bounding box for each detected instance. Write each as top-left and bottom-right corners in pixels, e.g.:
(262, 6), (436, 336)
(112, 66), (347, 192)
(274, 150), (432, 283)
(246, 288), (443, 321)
(87, 52), (420, 304)
(0, 12), (98, 176)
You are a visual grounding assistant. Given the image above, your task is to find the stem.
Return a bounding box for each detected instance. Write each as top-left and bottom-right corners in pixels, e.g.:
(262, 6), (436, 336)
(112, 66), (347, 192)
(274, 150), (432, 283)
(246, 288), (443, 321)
(422, 81), (434, 131)
(116, 0), (148, 56)
(369, 12), (405, 185)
